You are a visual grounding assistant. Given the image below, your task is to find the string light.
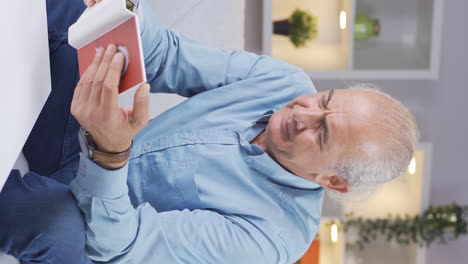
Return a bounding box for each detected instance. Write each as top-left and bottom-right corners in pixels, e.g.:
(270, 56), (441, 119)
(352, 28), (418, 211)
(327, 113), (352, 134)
(331, 223), (338, 243)
(339, 11), (347, 30)
(408, 157), (416, 174)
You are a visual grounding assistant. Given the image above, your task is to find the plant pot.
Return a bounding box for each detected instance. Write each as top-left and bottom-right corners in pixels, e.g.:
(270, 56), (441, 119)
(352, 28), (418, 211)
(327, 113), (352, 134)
(354, 15), (380, 40)
(273, 19), (290, 36)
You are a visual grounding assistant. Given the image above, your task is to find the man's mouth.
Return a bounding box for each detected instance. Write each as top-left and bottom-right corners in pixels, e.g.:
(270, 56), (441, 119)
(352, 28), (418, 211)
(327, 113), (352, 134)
(281, 114), (289, 141)
(282, 111), (295, 142)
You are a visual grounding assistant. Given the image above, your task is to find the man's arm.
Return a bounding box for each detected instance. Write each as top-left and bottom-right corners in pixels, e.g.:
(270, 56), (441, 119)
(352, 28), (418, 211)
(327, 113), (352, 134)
(137, 0), (301, 97)
(69, 32), (291, 263)
(70, 154), (282, 263)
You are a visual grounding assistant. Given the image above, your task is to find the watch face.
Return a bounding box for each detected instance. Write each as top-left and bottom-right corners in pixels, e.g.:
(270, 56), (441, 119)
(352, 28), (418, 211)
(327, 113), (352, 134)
(78, 127), (94, 159)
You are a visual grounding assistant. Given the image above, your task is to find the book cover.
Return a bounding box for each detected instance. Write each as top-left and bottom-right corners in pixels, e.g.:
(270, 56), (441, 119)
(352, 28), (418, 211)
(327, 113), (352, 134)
(69, 0), (146, 94)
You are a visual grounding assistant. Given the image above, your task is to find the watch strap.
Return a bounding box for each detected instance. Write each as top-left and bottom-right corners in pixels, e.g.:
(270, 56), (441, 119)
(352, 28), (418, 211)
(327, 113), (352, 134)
(79, 127), (132, 169)
(93, 146), (131, 165)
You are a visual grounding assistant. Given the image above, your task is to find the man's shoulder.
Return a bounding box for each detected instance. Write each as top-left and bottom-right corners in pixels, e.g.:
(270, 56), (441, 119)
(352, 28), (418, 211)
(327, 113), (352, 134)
(290, 69), (317, 96)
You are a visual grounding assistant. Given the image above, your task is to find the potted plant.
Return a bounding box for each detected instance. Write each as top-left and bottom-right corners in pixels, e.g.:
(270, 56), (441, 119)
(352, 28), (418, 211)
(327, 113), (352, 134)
(344, 203), (468, 249)
(354, 15), (380, 40)
(273, 9), (318, 48)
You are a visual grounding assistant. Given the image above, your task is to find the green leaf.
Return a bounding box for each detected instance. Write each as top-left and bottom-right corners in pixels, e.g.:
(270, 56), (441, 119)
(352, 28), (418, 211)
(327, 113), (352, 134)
(288, 9), (318, 47)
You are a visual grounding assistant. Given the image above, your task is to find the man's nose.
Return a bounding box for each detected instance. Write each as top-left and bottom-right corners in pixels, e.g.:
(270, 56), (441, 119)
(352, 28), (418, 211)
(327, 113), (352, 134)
(292, 106), (330, 130)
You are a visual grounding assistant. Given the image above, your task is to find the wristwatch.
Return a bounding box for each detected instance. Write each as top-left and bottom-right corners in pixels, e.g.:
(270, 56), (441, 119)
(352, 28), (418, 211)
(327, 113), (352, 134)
(78, 127), (132, 169)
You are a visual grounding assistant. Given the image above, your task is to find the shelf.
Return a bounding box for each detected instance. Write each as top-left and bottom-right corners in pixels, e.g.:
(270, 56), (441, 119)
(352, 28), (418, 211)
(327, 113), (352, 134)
(318, 219), (344, 264)
(318, 143), (432, 264)
(352, 0), (438, 71)
(263, 0), (355, 71)
(261, 0), (443, 79)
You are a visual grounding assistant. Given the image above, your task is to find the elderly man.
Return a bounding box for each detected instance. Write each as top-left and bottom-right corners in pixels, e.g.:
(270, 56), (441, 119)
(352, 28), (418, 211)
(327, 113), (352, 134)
(0, 0), (418, 263)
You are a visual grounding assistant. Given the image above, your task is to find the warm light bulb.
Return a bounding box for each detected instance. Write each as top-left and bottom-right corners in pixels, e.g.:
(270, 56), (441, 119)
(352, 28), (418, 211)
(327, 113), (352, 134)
(450, 214), (457, 223)
(408, 157), (416, 175)
(340, 11), (347, 30)
(331, 224), (338, 243)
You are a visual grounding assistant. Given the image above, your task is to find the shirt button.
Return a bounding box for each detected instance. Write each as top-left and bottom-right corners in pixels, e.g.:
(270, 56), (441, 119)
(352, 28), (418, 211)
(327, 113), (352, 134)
(189, 136), (197, 141)
(144, 144), (151, 151)
(245, 158), (252, 163)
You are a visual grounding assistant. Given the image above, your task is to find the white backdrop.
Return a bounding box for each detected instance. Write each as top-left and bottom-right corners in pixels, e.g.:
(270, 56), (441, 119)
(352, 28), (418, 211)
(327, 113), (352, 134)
(0, 0), (50, 262)
(0, 1), (51, 190)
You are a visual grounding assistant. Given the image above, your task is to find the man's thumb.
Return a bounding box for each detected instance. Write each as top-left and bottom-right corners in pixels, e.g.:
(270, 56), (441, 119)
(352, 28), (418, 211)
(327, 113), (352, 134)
(131, 83), (150, 128)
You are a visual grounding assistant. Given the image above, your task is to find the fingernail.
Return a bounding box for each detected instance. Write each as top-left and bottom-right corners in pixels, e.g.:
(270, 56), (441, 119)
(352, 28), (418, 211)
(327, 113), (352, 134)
(112, 52), (124, 64)
(106, 44), (116, 55)
(85, 0), (93, 6)
(95, 46), (104, 56)
(140, 84), (150, 97)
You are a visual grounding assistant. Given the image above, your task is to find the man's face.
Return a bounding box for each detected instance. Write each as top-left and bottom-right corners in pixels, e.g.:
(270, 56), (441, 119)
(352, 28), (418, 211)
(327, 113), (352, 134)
(264, 89), (384, 182)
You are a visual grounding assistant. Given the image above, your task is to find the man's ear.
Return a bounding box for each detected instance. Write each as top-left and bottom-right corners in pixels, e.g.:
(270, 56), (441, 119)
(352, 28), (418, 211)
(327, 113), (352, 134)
(310, 174), (351, 193)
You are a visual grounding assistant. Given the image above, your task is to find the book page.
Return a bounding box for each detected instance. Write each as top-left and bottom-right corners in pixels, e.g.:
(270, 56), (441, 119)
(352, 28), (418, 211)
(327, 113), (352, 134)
(69, 0), (133, 49)
(0, 1), (51, 190)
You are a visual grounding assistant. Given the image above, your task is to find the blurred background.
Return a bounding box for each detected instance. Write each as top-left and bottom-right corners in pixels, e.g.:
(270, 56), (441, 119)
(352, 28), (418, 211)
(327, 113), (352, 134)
(247, 0), (468, 263)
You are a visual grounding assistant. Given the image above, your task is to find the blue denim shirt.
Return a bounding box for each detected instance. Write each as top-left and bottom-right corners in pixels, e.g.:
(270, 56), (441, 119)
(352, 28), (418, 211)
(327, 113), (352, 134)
(70, 1), (324, 263)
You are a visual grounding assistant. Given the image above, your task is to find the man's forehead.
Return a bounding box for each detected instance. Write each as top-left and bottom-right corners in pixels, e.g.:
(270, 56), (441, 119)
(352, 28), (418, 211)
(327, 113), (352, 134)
(329, 89), (381, 115)
(327, 90), (381, 149)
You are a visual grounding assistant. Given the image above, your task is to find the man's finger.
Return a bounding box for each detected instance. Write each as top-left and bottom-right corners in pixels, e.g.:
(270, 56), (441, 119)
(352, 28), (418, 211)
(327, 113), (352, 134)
(131, 84), (151, 128)
(91, 44), (117, 106)
(83, 0), (96, 7)
(73, 47), (104, 104)
(101, 51), (125, 111)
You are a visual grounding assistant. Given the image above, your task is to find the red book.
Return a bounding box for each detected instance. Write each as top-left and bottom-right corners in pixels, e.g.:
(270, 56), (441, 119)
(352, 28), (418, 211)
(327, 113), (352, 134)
(68, 0), (146, 94)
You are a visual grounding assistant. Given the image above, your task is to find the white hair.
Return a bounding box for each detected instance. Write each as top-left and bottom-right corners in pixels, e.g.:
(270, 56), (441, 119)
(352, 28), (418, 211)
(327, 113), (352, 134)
(326, 83), (419, 202)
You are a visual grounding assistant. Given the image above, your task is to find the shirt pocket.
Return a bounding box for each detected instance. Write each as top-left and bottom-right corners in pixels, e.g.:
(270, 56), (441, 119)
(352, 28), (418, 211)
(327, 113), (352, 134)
(129, 129), (239, 212)
(138, 147), (201, 212)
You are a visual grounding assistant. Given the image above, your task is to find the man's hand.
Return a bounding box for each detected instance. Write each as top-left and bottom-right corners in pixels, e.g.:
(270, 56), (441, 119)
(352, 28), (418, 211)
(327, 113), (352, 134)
(71, 44), (150, 155)
(83, 0), (101, 7)
(84, 0), (137, 12)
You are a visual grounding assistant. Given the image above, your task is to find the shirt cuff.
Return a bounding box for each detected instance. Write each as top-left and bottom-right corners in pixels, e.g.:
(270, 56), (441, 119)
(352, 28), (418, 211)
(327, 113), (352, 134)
(73, 153), (129, 199)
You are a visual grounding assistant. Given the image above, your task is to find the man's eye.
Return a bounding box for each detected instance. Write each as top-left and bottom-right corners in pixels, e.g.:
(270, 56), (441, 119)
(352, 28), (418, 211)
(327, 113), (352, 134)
(320, 122), (328, 148)
(320, 95), (326, 110)
(317, 128), (324, 151)
(316, 133), (322, 147)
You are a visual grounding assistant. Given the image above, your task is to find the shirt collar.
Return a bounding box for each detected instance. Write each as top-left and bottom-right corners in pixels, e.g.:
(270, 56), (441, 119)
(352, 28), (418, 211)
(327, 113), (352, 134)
(243, 110), (274, 143)
(254, 110), (274, 125)
(245, 150), (322, 190)
(241, 142), (322, 191)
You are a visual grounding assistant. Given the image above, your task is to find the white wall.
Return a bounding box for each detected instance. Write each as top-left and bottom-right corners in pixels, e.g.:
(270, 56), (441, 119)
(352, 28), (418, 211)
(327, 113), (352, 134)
(0, 1), (50, 189)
